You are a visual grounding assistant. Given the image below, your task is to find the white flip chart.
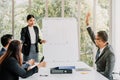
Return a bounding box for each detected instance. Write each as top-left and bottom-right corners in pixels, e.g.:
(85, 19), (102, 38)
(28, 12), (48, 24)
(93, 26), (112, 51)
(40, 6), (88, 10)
(42, 18), (79, 62)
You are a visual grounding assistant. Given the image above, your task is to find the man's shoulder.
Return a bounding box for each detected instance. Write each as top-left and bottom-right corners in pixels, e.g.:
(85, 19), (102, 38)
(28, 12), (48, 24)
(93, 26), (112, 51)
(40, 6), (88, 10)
(0, 51), (3, 56)
(0, 48), (6, 56)
(106, 45), (113, 52)
(104, 44), (115, 56)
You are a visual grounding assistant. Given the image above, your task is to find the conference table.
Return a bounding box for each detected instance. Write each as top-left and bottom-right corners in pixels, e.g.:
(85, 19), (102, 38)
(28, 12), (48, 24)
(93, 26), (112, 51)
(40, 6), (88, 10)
(20, 61), (108, 80)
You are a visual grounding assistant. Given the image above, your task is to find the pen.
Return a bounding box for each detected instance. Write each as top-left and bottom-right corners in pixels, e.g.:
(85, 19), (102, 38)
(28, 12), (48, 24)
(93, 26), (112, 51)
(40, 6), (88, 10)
(40, 75), (48, 77)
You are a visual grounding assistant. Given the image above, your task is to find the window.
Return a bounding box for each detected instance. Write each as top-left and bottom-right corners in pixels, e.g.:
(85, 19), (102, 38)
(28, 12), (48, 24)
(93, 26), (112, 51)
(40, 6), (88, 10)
(48, 0), (61, 17)
(79, 0), (94, 66)
(14, 0), (29, 39)
(0, 0), (111, 67)
(64, 0), (77, 17)
(0, 0), (12, 48)
(96, 0), (110, 36)
(31, 0), (46, 28)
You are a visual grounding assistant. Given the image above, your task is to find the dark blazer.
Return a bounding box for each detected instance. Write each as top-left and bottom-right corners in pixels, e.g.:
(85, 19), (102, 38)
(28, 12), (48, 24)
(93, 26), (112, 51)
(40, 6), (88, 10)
(87, 27), (115, 80)
(0, 57), (38, 80)
(0, 48), (31, 70)
(20, 26), (41, 56)
(0, 47), (6, 57)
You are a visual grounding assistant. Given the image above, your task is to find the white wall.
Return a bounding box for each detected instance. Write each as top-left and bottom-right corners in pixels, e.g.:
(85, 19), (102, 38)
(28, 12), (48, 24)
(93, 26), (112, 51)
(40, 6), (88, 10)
(112, 0), (120, 74)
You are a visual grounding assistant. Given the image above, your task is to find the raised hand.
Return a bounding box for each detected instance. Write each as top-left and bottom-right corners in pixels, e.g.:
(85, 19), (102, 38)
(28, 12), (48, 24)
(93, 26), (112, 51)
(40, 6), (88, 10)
(86, 12), (91, 26)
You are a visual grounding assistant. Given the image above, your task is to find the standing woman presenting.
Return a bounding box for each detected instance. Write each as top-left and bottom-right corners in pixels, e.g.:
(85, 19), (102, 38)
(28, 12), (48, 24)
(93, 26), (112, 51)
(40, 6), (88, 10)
(20, 14), (46, 62)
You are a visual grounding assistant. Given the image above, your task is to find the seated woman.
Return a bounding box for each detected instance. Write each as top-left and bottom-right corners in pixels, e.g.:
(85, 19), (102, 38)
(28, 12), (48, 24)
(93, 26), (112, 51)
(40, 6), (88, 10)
(0, 40), (46, 80)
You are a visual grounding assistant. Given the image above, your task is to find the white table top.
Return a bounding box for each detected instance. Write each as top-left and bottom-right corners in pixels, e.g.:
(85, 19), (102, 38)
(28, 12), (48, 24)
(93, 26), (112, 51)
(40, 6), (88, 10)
(20, 61), (108, 80)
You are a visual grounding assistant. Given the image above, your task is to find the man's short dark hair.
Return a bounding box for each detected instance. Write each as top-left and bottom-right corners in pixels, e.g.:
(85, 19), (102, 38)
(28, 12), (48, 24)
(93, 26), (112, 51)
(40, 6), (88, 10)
(1, 34), (13, 47)
(97, 31), (108, 42)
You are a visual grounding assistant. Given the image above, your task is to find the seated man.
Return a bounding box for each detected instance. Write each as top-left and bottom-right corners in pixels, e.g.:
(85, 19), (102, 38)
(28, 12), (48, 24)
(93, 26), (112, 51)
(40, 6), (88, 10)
(0, 34), (13, 56)
(85, 13), (115, 80)
(0, 34), (34, 70)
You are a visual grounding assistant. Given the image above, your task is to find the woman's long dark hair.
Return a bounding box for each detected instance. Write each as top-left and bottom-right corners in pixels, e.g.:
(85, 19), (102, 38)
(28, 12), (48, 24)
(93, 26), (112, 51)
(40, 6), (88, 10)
(0, 40), (22, 66)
